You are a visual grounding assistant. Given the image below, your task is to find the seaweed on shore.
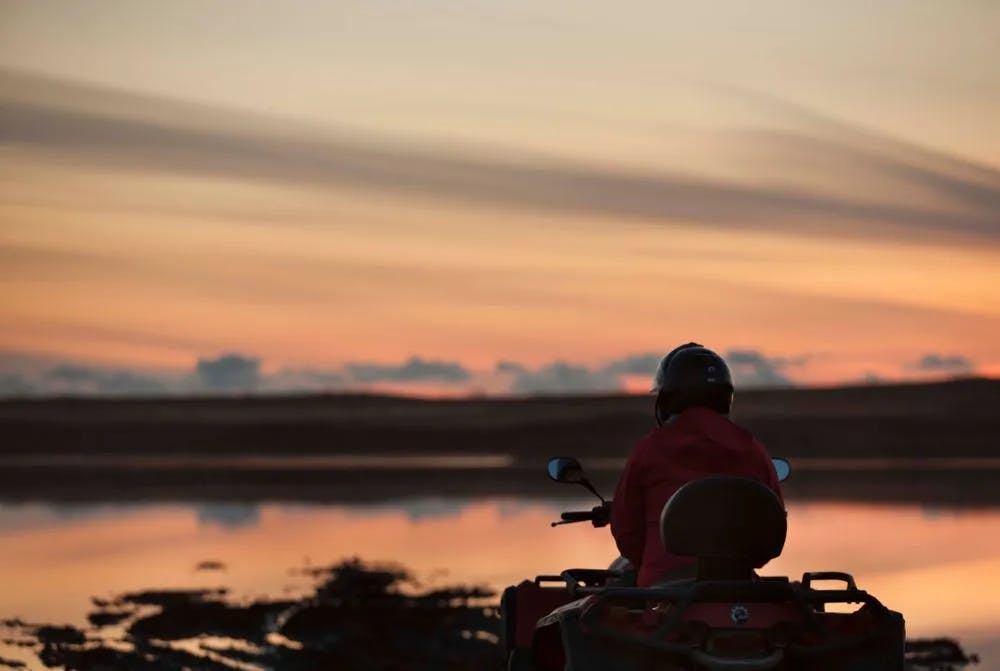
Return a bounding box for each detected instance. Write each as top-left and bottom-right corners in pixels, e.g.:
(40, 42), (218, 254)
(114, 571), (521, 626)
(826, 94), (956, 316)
(905, 639), (981, 670)
(6, 558), (501, 670)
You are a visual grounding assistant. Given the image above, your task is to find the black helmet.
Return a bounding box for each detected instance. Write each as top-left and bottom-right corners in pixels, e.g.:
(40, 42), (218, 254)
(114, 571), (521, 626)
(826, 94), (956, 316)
(653, 343), (734, 423)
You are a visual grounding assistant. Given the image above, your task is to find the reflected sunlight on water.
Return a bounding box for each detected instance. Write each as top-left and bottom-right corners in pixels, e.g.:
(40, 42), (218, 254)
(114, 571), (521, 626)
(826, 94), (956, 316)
(1, 498), (998, 666)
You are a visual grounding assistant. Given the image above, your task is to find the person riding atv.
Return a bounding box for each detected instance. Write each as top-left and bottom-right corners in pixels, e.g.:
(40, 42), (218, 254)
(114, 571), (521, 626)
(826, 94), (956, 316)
(499, 346), (913, 669)
(612, 343), (784, 587)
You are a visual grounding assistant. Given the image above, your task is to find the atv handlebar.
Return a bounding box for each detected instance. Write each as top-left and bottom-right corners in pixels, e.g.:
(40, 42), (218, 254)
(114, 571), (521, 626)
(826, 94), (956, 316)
(551, 502), (612, 528)
(560, 510), (595, 522)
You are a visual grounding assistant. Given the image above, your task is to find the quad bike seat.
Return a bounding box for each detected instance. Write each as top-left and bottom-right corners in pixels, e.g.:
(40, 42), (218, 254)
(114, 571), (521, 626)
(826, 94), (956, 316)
(660, 475), (787, 581)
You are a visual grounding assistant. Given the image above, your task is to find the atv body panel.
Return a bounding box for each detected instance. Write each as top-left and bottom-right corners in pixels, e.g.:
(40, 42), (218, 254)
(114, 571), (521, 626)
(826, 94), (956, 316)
(524, 574), (904, 671)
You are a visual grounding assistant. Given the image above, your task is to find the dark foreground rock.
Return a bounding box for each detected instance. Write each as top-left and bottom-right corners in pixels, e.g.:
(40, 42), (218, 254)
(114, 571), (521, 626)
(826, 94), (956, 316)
(2, 560), (979, 671)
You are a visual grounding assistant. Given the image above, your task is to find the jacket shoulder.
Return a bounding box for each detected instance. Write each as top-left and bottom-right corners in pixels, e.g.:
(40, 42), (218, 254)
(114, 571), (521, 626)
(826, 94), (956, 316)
(725, 416), (769, 453)
(631, 429), (659, 454)
(727, 416), (758, 439)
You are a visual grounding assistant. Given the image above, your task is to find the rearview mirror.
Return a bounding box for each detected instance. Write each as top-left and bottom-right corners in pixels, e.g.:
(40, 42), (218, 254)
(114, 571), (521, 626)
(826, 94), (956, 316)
(547, 457), (583, 484)
(772, 457), (791, 482)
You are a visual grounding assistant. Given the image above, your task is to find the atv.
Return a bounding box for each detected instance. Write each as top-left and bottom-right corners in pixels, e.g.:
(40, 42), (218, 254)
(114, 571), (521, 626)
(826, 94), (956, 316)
(500, 456), (907, 670)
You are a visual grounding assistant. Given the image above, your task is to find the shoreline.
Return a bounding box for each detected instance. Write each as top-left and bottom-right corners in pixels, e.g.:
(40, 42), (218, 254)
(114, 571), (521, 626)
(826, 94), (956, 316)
(2, 379), (998, 506)
(1, 463), (997, 507)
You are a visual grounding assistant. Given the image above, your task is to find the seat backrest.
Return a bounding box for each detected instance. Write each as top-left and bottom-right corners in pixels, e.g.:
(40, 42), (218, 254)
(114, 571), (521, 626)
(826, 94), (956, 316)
(659, 476), (786, 578)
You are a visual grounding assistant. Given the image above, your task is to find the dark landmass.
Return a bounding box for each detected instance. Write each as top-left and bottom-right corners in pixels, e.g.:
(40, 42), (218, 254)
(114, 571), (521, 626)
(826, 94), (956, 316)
(1, 378), (998, 506)
(0, 560), (978, 671)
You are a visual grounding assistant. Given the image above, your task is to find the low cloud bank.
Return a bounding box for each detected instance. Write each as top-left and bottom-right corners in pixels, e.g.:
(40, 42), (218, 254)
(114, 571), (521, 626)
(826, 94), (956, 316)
(498, 350), (803, 395)
(1, 365), (168, 396)
(726, 350), (803, 389)
(1, 349), (978, 399)
(345, 357), (470, 384)
(503, 361), (620, 395)
(197, 354), (261, 391)
(0, 352), (474, 397)
(907, 353), (975, 375)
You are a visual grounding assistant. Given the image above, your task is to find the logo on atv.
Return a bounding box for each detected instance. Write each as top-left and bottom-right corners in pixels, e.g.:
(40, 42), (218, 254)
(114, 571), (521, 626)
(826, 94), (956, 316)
(730, 604), (751, 625)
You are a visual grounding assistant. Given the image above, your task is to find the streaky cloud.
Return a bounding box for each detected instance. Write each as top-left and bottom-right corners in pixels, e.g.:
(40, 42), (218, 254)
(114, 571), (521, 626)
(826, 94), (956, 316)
(735, 129), (1000, 216)
(719, 84), (1000, 188)
(2, 69), (997, 241)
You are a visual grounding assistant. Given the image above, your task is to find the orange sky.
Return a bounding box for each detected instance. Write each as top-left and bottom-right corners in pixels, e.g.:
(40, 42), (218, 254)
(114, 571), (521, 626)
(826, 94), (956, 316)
(0, 1), (998, 393)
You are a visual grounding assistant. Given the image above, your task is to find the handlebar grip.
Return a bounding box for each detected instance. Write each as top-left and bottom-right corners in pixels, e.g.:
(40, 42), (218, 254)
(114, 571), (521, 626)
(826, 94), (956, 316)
(560, 510), (594, 521)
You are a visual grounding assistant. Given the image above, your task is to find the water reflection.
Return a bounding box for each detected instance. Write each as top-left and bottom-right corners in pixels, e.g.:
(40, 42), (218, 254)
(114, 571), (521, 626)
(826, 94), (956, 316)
(337, 498), (469, 522)
(1, 499), (997, 659)
(195, 504), (261, 530)
(0, 453), (515, 469)
(0, 502), (149, 533)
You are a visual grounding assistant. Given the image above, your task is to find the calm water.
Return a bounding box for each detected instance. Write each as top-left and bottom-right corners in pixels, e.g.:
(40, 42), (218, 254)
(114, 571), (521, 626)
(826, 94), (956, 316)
(1, 497), (999, 668)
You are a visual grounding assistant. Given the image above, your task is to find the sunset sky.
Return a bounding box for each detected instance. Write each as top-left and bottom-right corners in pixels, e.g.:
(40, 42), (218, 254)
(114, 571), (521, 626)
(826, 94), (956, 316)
(1, 0), (998, 395)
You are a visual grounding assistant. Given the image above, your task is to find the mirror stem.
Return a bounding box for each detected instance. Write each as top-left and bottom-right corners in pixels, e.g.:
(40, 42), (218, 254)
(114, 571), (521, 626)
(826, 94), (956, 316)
(580, 478), (607, 505)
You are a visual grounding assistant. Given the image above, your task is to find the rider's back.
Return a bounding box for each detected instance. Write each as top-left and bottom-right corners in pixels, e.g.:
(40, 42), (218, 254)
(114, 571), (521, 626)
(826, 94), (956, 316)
(611, 406), (782, 587)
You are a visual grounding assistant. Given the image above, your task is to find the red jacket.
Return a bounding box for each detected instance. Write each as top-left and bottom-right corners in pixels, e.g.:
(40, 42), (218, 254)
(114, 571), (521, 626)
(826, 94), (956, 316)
(611, 406), (783, 587)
